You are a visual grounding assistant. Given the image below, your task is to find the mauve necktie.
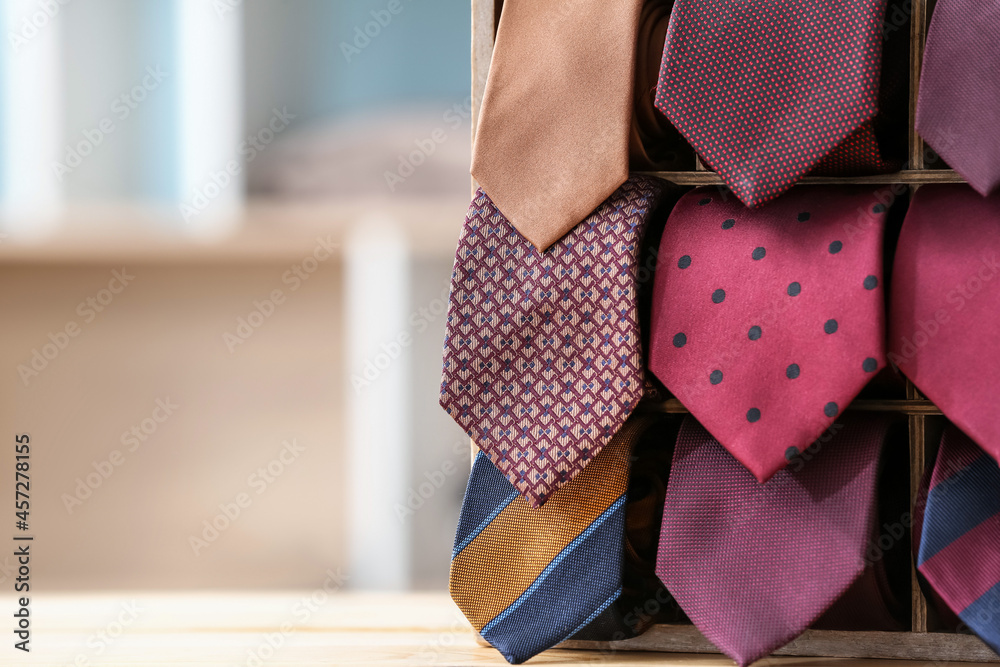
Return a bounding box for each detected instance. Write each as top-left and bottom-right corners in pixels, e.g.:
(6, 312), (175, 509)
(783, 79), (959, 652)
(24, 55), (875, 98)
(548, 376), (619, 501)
(916, 0), (1000, 196)
(655, 0), (893, 207)
(917, 423), (1000, 656)
(649, 186), (887, 482)
(450, 414), (663, 664)
(656, 414), (892, 666)
(471, 0), (643, 251)
(889, 185), (1000, 466)
(440, 176), (664, 507)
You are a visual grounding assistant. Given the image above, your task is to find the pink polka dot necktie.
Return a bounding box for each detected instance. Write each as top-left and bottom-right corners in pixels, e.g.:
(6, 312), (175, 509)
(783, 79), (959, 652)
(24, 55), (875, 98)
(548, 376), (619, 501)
(889, 185), (1000, 466)
(649, 186), (887, 482)
(655, 0), (892, 207)
(439, 176), (665, 507)
(656, 414), (894, 666)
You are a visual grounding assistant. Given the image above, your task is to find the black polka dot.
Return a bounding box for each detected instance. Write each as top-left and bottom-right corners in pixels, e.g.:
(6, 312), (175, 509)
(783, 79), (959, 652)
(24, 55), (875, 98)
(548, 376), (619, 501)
(747, 408), (761, 423)
(786, 363), (800, 379)
(673, 333), (687, 348)
(709, 370), (723, 385)
(752, 247), (766, 260)
(798, 212), (811, 222)
(748, 325), (762, 340)
(787, 281), (801, 296)
(863, 275), (878, 290)
(824, 319), (838, 334)
(873, 204), (886, 213)
(722, 218), (735, 229)
(678, 255), (692, 269)
(712, 288), (726, 304)
(829, 240), (843, 254)
(699, 197), (711, 205)
(863, 357), (878, 373)
(785, 446), (800, 461)
(824, 402), (839, 418)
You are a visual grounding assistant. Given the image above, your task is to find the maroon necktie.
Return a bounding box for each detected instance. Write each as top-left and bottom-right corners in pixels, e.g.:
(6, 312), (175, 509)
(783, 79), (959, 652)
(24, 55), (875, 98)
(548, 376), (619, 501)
(649, 186), (887, 482)
(655, 0), (892, 207)
(915, 0), (1000, 196)
(889, 184), (1000, 466)
(439, 176), (664, 507)
(656, 414), (894, 666)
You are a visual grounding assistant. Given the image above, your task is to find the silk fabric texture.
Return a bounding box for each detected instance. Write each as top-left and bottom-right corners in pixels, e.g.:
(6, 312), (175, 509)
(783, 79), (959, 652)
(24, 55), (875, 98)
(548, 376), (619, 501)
(440, 177), (664, 507)
(649, 186), (887, 482)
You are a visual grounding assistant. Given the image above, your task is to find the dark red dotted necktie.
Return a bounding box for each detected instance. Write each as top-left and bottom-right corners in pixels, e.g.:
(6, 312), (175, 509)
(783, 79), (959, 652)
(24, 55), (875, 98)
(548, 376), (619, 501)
(649, 186), (887, 482)
(655, 0), (892, 207)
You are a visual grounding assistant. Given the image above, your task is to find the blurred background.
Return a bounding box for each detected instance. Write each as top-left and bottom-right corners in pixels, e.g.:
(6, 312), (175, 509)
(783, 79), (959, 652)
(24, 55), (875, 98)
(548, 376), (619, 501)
(0, 0), (472, 591)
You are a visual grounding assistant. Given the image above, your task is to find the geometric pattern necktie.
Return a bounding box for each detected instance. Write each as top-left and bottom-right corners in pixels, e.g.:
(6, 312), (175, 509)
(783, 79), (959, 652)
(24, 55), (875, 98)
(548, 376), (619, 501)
(450, 414), (660, 664)
(916, 0), (1000, 196)
(656, 414), (891, 666)
(889, 185), (1000, 467)
(440, 176), (664, 507)
(471, 0), (643, 250)
(917, 423), (1000, 656)
(648, 186), (887, 482)
(655, 0), (889, 207)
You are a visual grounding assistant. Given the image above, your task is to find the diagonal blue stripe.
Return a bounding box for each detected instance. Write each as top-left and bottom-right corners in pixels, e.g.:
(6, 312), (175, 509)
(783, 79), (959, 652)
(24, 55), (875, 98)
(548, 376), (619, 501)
(919, 453), (1000, 565)
(566, 587), (621, 639)
(958, 581), (1000, 655)
(452, 488), (518, 559)
(482, 495), (626, 635)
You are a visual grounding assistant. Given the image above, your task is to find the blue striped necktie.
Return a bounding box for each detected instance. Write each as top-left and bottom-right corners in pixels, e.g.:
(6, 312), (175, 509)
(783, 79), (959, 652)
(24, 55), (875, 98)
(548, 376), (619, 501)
(917, 423), (1000, 655)
(449, 414), (661, 663)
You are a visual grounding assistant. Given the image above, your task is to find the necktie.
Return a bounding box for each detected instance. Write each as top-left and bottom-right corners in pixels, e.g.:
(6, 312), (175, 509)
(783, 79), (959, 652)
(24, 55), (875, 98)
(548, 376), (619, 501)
(648, 186), (887, 482)
(916, 423), (1000, 656)
(471, 0), (643, 250)
(655, 0), (893, 207)
(656, 414), (893, 666)
(889, 184), (1000, 466)
(915, 0), (1000, 196)
(450, 413), (665, 664)
(440, 176), (664, 507)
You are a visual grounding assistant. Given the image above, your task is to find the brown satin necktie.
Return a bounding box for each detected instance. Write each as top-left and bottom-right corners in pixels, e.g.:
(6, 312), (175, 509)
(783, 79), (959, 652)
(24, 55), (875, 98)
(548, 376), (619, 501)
(471, 0), (645, 251)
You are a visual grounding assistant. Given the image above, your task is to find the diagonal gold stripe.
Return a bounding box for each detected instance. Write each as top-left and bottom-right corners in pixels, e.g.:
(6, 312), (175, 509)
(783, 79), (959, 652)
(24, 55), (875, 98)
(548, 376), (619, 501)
(450, 416), (652, 631)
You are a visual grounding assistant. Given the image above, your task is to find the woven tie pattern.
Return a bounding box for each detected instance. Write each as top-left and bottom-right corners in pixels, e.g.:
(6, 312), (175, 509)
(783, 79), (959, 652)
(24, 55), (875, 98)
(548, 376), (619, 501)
(656, 414), (889, 666)
(648, 186), (887, 482)
(889, 185), (1000, 466)
(915, 0), (1000, 196)
(917, 424), (1000, 656)
(440, 176), (664, 507)
(450, 415), (657, 664)
(655, 0), (888, 207)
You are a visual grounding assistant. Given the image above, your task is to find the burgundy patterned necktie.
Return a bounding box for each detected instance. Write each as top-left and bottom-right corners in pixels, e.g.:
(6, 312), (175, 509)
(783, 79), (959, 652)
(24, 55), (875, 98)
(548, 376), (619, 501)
(915, 0), (1000, 196)
(655, 0), (892, 207)
(440, 176), (664, 507)
(656, 414), (894, 666)
(889, 184), (1000, 466)
(649, 186), (887, 482)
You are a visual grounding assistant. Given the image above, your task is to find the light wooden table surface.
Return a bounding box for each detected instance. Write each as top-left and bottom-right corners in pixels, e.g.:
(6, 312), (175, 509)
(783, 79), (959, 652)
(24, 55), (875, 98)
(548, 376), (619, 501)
(0, 592), (989, 666)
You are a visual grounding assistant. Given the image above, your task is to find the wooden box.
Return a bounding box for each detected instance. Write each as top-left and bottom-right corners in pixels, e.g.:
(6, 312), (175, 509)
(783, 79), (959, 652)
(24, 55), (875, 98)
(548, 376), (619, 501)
(470, 0), (998, 662)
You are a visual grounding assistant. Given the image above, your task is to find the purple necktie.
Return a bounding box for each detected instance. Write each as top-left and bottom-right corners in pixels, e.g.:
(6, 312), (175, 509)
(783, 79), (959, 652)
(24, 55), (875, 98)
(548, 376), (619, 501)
(656, 414), (893, 666)
(915, 0), (1000, 196)
(439, 176), (664, 507)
